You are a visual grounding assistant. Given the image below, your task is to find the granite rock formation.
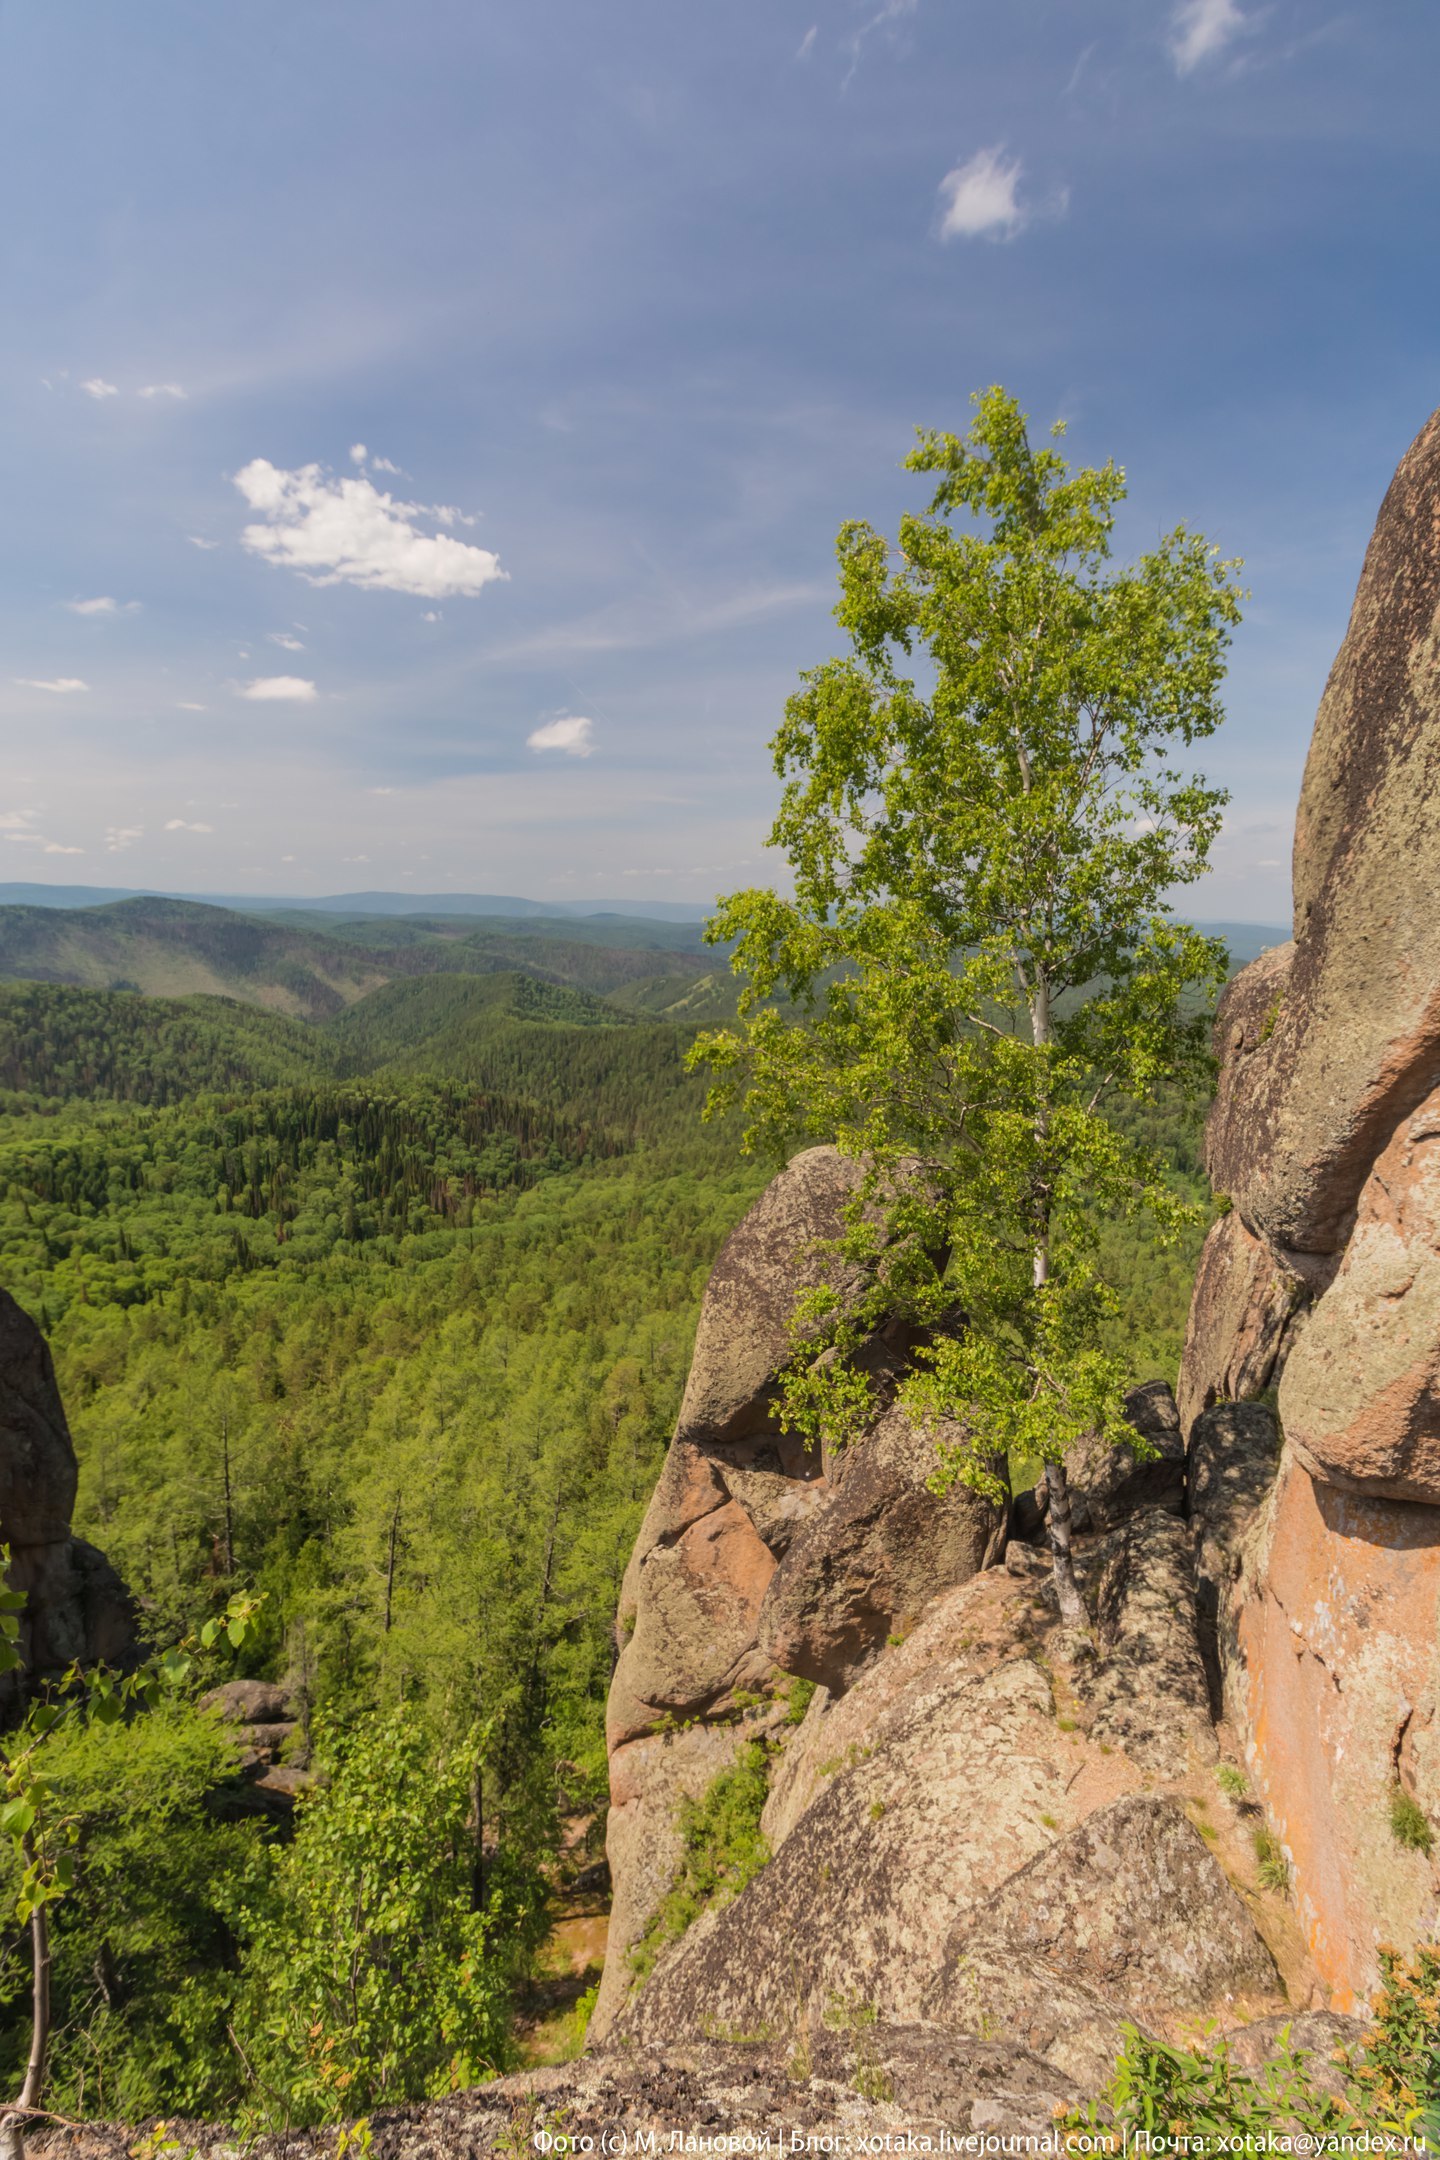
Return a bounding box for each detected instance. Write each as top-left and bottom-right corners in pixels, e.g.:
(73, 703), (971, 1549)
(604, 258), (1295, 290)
(1178, 405), (1440, 2006)
(595, 1145), (1005, 2040)
(0, 1288), (136, 1712)
(592, 1141), (1322, 2088)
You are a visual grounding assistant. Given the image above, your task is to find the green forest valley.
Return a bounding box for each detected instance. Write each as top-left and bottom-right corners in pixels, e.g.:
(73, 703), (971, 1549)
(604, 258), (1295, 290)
(0, 913), (1222, 2130)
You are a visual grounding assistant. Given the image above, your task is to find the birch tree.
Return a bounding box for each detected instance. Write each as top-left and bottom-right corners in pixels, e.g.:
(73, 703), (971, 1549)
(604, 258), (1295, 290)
(693, 387), (1241, 1623)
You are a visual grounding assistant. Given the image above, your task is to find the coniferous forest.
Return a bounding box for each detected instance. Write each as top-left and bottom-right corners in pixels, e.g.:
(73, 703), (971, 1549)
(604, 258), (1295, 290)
(0, 940), (1211, 2127)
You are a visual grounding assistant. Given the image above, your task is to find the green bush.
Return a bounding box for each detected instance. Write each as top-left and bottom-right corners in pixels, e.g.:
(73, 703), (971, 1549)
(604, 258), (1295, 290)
(629, 1741), (772, 1982)
(1060, 1945), (1440, 2152)
(1390, 1787), (1434, 1856)
(234, 1713), (545, 2127)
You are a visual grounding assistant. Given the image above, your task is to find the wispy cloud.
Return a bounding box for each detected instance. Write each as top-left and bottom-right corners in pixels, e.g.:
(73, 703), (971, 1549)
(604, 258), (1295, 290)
(239, 675), (318, 702)
(233, 455), (507, 600)
(175, 702), (207, 712)
(527, 715), (595, 758)
(164, 817), (215, 832)
(268, 631), (306, 651)
(937, 147), (1029, 241)
(14, 677), (88, 694)
(105, 826), (143, 853)
(80, 378), (119, 400)
(796, 24), (817, 60)
(486, 579), (822, 665)
(843, 0), (917, 88)
(1171, 0), (1250, 73)
(66, 596), (139, 616)
(188, 535), (221, 551)
(139, 382), (187, 399)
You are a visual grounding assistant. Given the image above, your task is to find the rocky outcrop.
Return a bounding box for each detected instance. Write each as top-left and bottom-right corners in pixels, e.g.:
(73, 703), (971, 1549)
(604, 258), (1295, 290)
(0, 1289), (136, 1712)
(1202, 407), (1440, 1260)
(609, 1480), (1289, 2083)
(1231, 1458), (1440, 2007)
(594, 1147), (1005, 2040)
(1178, 406), (1440, 2007)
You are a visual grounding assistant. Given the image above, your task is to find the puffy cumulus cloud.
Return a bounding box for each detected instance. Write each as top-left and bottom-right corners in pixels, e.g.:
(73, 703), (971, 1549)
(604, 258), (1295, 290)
(80, 378), (118, 399)
(164, 818), (215, 833)
(239, 675), (318, 702)
(937, 147), (1029, 241)
(527, 715), (595, 758)
(1171, 0), (1249, 72)
(66, 596), (140, 616)
(104, 826), (143, 853)
(139, 382), (187, 399)
(232, 457), (507, 599)
(14, 677), (88, 694)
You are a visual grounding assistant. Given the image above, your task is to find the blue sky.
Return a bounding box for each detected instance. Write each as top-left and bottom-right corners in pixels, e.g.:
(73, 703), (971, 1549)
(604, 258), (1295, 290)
(1, 0), (1436, 920)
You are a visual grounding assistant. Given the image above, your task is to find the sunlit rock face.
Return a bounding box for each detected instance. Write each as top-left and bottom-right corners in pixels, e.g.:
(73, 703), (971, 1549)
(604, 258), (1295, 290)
(1180, 406), (1440, 2005)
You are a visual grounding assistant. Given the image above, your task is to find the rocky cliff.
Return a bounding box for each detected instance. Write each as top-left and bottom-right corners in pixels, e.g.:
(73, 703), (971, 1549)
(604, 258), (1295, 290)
(581, 1141), (1343, 2114)
(1178, 405), (1440, 2007)
(0, 1288), (135, 1712)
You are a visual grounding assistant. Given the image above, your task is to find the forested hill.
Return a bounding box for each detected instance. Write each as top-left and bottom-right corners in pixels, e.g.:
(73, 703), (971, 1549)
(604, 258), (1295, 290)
(0, 895), (709, 1018)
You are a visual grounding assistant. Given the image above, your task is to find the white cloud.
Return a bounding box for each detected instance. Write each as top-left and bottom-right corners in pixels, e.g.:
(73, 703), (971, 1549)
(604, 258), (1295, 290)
(796, 24), (818, 59)
(66, 595), (140, 616)
(139, 382), (187, 399)
(1171, 0), (1249, 72)
(188, 535), (221, 551)
(371, 456), (401, 475)
(14, 677), (88, 694)
(164, 818), (215, 832)
(43, 843), (84, 855)
(105, 826), (143, 853)
(239, 675), (318, 702)
(80, 378), (119, 399)
(232, 456), (507, 599)
(349, 443), (368, 465)
(175, 701), (207, 712)
(268, 631), (306, 651)
(367, 787), (395, 796)
(527, 715), (595, 758)
(937, 147), (1028, 242)
(422, 610), (441, 623)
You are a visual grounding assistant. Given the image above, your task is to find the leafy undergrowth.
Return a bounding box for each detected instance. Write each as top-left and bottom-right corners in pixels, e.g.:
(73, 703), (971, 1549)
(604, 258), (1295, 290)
(628, 1740), (773, 1983)
(1061, 1946), (1440, 2152)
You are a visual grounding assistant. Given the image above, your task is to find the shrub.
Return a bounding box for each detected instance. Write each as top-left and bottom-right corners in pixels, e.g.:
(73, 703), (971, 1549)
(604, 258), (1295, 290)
(628, 1742), (771, 1982)
(1060, 1944), (1440, 2152)
(1390, 1788), (1434, 1856)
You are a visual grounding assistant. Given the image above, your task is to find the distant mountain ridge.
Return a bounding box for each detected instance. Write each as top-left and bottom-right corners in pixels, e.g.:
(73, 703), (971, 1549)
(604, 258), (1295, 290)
(0, 882), (709, 925)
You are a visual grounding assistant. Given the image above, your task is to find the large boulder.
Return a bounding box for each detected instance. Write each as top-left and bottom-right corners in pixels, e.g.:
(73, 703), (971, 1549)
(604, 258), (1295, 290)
(0, 1287), (79, 1545)
(671, 1144), (867, 1450)
(613, 1523), (1285, 2071)
(0, 1291), (136, 1713)
(1205, 409), (1440, 1257)
(596, 1148), (1003, 2041)
(934, 1795), (1280, 2029)
(1177, 1213), (1317, 1437)
(756, 1401), (1004, 1691)
(1278, 1081), (1440, 1503)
